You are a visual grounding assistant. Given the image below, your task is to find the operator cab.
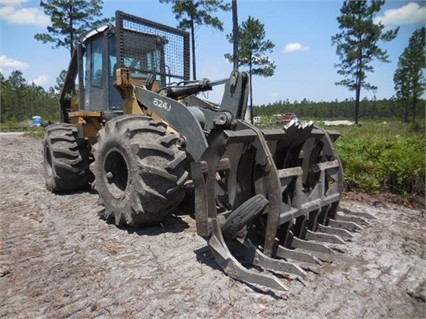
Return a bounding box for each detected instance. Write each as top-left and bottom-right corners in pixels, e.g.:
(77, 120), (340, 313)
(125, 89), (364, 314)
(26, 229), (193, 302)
(83, 25), (169, 113)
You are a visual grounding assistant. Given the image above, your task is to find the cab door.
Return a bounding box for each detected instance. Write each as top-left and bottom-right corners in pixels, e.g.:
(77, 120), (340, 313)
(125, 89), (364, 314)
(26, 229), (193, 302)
(84, 34), (107, 111)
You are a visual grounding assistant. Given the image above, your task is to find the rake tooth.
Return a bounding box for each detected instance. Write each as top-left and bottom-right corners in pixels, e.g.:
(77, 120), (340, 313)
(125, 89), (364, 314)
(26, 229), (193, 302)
(237, 239), (307, 278)
(317, 224), (353, 240)
(275, 245), (323, 274)
(339, 207), (376, 220)
(289, 232), (335, 254)
(293, 262), (322, 274)
(305, 229), (345, 244)
(286, 231), (349, 263)
(335, 211), (370, 226)
(209, 234), (288, 291)
(275, 244), (323, 265)
(255, 252), (307, 279)
(328, 218), (363, 232)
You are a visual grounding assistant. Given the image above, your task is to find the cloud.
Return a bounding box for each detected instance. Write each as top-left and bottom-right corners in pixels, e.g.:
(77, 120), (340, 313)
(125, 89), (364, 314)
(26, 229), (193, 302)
(0, 1), (27, 4)
(33, 75), (49, 87)
(374, 2), (426, 25)
(0, 1), (49, 27)
(0, 55), (29, 70)
(283, 42), (310, 54)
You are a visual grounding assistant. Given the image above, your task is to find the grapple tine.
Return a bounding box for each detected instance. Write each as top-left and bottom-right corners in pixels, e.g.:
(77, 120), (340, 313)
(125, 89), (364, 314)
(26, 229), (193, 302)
(317, 224), (354, 240)
(284, 232), (347, 264)
(340, 207), (377, 220)
(208, 234), (288, 291)
(328, 219), (363, 232)
(274, 244), (323, 274)
(335, 211), (370, 226)
(305, 229), (346, 244)
(237, 239), (307, 278)
(275, 244), (323, 265)
(288, 231), (335, 254)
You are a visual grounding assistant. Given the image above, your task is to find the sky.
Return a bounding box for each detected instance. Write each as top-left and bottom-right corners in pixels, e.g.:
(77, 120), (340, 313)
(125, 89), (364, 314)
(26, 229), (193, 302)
(0, 0), (425, 106)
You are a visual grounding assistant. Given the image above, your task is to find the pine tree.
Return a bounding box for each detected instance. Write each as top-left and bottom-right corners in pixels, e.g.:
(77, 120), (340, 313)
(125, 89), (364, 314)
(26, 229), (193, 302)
(225, 16), (275, 109)
(54, 70), (68, 94)
(160, 0), (231, 80)
(34, 0), (111, 56)
(8, 70), (28, 120)
(394, 27), (425, 124)
(331, 0), (398, 125)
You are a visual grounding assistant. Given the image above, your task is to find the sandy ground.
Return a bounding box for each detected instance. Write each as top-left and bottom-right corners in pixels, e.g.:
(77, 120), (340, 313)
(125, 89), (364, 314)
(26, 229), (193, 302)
(0, 133), (425, 319)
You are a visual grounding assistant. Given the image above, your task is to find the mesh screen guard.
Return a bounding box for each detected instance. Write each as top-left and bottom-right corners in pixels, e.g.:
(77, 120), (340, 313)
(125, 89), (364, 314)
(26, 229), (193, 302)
(116, 11), (190, 83)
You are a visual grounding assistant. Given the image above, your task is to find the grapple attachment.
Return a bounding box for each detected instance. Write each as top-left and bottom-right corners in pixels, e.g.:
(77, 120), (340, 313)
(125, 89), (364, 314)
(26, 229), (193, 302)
(191, 119), (373, 290)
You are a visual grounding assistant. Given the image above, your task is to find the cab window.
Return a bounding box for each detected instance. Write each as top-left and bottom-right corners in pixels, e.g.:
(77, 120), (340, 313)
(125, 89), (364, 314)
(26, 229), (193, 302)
(88, 36), (103, 88)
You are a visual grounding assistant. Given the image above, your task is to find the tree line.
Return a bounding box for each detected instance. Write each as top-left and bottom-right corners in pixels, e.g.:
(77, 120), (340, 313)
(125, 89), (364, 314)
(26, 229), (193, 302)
(0, 71), (58, 123)
(253, 97), (425, 122)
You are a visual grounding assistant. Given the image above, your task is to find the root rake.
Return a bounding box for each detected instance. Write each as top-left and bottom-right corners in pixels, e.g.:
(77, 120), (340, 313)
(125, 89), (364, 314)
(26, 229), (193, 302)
(191, 119), (375, 291)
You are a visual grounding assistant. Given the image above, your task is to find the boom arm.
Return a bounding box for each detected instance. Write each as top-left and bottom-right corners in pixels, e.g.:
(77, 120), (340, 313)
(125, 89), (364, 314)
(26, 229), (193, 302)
(133, 70), (250, 161)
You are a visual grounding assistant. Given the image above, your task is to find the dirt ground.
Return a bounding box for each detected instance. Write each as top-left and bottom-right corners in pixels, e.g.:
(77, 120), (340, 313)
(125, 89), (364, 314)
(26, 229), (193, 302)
(0, 133), (425, 319)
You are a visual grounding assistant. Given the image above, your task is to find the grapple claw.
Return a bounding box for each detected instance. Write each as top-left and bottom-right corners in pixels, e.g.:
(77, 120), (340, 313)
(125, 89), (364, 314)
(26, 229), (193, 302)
(191, 115), (366, 290)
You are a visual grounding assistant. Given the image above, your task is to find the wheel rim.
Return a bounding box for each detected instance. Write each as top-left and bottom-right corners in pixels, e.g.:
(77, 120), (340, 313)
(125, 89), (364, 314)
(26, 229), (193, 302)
(103, 148), (129, 198)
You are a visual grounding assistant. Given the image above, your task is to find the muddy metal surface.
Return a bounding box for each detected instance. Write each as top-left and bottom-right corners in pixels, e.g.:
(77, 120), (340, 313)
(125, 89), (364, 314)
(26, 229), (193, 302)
(0, 133), (425, 319)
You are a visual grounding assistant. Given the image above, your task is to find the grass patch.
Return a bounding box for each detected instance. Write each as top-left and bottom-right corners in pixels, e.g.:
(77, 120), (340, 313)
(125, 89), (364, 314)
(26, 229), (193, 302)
(333, 121), (425, 198)
(24, 126), (45, 138)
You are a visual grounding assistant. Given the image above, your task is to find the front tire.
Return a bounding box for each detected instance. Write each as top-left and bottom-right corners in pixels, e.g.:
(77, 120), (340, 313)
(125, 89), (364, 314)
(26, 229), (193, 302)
(91, 115), (188, 226)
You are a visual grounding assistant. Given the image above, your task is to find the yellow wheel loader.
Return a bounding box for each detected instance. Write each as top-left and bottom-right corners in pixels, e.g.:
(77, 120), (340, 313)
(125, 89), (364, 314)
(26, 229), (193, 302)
(43, 11), (371, 290)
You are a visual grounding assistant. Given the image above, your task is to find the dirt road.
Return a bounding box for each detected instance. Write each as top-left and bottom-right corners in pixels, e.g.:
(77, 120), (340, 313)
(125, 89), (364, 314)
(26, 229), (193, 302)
(1, 133), (425, 318)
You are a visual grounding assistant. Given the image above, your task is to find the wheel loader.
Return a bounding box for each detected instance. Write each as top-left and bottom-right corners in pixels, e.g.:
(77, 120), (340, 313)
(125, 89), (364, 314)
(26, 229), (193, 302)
(43, 11), (371, 290)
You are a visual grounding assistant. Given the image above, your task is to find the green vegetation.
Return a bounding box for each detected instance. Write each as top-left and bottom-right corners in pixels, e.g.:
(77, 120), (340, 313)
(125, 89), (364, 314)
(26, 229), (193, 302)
(334, 121), (424, 200)
(0, 70), (59, 126)
(253, 98), (425, 122)
(25, 126), (46, 138)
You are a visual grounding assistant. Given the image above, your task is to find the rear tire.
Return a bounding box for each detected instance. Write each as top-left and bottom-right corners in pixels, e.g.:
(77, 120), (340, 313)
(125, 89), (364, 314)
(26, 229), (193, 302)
(91, 115), (188, 226)
(42, 123), (93, 192)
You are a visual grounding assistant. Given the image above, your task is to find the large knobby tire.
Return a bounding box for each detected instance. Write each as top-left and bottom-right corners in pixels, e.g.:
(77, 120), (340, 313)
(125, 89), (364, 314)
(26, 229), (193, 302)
(91, 115), (188, 227)
(42, 123), (93, 192)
